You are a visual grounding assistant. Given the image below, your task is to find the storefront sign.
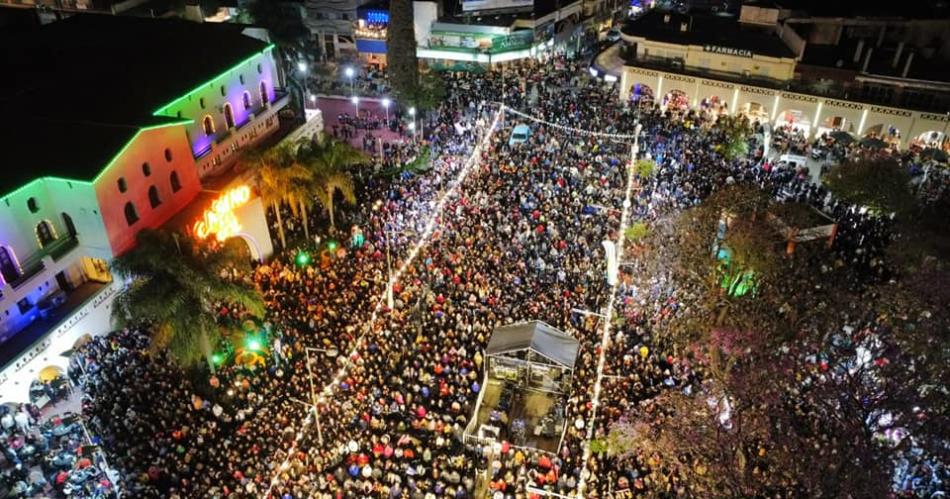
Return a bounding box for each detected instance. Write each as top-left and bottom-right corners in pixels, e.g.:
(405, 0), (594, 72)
(703, 44), (753, 58)
(193, 185), (251, 242)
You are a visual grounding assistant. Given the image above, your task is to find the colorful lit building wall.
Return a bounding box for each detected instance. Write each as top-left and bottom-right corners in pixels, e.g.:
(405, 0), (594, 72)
(0, 177), (112, 341)
(153, 47), (280, 161)
(93, 125), (203, 256)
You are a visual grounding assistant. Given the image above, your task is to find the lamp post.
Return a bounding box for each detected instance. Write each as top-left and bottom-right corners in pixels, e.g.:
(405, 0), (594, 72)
(351, 95), (360, 116)
(297, 61), (310, 105)
(345, 66), (355, 96)
(409, 106), (417, 140)
(381, 97), (391, 126)
(373, 200), (394, 309)
(302, 347), (326, 446)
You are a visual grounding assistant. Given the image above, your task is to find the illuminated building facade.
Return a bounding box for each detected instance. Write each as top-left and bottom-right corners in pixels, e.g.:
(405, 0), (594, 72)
(0, 14), (287, 403)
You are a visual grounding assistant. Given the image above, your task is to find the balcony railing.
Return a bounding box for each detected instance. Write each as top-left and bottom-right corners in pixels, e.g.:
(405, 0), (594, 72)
(8, 234), (79, 289)
(9, 260), (45, 290)
(47, 234), (79, 262)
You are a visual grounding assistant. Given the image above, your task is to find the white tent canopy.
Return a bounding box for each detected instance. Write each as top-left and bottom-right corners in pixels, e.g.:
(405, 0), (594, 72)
(486, 321), (579, 369)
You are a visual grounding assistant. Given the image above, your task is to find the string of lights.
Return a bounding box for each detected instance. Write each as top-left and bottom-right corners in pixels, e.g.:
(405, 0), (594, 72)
(263, 107), (504, 498)
(501, 104), (642, 140)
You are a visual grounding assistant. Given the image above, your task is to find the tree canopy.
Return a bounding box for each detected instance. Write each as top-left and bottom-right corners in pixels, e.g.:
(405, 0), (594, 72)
(111, 229), (264, 371)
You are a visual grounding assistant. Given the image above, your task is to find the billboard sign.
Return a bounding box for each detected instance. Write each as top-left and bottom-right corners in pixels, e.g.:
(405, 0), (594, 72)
(461, 0), (532, 12)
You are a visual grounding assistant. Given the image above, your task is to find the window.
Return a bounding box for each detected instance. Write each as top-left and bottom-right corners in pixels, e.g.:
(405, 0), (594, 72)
(148, 186), (162, 208)
(124, 202), (139, 226)
(202, 115), (215, 135)
(17, 298), (31, 315)
(0, 246), (20, 283)
(170, 171), (182, 193)
(224, 103), (236, 129)
(117, 177), (127, 193)
(176, 111), (182, 118)
(164, 148), (173, 162)
(200, 97), (206, 109)
(259, 81), (268, 105)
(62, 212), (76, 237)
(142, 162), (151, 177)
(243, 91), (252, 110)
(36, 221), (56, 247)
(27, 197), (39, 213)
(239, 74), (245, 84)
(220, 85), (226, 97)
(257, 63), (263, 74)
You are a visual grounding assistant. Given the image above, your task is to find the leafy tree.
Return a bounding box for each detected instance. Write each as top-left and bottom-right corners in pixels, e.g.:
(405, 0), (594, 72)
(242, 0), (313, 56)
(387, 0), (418, 100)
(823, 159), (915, 215)
(624, 222), (650, 243)
(111, 229), (264, 372)
(406, 71), (447, 111)
(710, 114), (751, 161)
(634, 158), (656, 180)
(298, 139), (368, 230)
(240, 144), (313, 248)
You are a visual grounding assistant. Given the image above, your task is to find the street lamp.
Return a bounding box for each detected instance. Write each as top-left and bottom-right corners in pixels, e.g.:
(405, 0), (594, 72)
(351, 95), (360, 115)
(297, 61), (310, 105)
(381, 97), (391, 126)
(408, 106), (418, 140)
(345, 66), (355, 95)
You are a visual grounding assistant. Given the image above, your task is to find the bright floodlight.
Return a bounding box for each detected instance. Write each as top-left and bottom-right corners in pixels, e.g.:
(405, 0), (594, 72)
(351, 96), (359, 104)
(297, 61), (308, 72)
(309, 94), (317, 102)
(345, 67), (355, 78)
(408, 122), (416, 130)
(408, 106), (416, 116)
(382, 97), (391, 108)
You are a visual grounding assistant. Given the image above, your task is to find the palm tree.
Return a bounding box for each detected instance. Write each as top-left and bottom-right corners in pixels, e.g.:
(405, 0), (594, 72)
(298, 139), (368, 230)
(241, 144), (313, 247)
(111, 229), (265, 372)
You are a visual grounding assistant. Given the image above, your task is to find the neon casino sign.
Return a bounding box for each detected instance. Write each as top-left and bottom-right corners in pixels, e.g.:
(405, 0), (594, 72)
(192, 185), (251, 241)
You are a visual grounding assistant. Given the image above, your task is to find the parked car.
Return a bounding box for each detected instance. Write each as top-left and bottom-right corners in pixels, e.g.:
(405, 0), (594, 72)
(508, 124), (532, 146)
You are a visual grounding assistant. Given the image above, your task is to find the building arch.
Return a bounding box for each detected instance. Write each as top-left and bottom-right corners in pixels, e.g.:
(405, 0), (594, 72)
(699, 95), (728, 117)
(61, 212), (76, 237)
(234, 233), (263, 262)
(124, 202), (139, 226)
(775, 108), (812, 135)
(863, 123), (902, 146)
(202, 115), (215, 135)
(37, 365), (65, 383)
(0, 246), (20, 283)
(36, 220), (57, 247)
(148, 185), (162, 208)
(739, 101), (770, 124)
(628, 83), (655, 108)
(661, 89), (689, 112)
(259, 81), (269, 106)
(243, 91), (253, 110)
(223, 102), (236, 129)
(912, 130), (947, 149)
(818, 115), (856, 135)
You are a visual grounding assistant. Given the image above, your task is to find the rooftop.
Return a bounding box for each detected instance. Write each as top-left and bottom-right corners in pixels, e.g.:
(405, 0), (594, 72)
(799, 39), (950, 84)
(773, 0), (950, 19)
(622, 10), (797, 59)
(0, 14), (272, 193)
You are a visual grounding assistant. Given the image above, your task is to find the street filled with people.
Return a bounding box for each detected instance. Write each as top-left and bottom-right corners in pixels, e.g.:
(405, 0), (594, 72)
(4, 51), (945, 499)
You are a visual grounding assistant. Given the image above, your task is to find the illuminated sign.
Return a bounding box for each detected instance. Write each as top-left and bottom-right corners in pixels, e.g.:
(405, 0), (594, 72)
(703, 45), (754, 58)
(192, 185), (251, 242)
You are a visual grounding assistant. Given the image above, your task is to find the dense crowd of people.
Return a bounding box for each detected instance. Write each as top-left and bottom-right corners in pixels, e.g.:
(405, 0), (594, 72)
(8, 50), (940, 499)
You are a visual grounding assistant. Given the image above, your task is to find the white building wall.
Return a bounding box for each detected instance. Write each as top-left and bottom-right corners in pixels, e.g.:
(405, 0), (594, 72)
(0, 280), (120, 404)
